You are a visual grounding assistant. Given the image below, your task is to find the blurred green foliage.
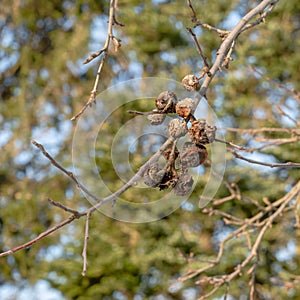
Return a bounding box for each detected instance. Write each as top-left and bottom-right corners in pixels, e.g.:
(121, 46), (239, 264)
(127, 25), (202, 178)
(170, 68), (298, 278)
(1, 0), (300, 299)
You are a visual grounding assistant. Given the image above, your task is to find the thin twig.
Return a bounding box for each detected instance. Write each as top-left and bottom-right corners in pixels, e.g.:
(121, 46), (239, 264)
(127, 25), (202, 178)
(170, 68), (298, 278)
(215, 138), (248, 151)
(250, 66), (300, 102)
(222, 127), (298, 135)
(112, 0), (124, 26)
(0, 137), (175, 259)
(32, 140), (102, 203)
(197, 181), (300, 299)
(48, 198), (82, 216)
(71, 0), (119, 121)
(180, 181), (300, 285)
(222, 40), (235, 69)
(186, 27), (210, 72)
(248, 260), (258, 300)
(276, 105), (299, 126)
(127, 109), (161, 116)
(240, 2), (279, 34)
(187, 0), (197, 22)
(82, 211), (91, 276)
(0, 215), (81, 257)
(196, 0), (279, 107)
(231, 150), (300, 168)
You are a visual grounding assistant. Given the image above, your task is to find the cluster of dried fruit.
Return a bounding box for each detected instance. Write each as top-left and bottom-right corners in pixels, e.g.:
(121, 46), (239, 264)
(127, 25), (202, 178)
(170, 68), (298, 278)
(140, 76), (217, 196)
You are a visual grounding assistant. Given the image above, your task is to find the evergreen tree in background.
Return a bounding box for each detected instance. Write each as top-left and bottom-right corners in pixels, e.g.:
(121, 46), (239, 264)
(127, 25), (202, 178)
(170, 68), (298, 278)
(0, 1), (300, 299)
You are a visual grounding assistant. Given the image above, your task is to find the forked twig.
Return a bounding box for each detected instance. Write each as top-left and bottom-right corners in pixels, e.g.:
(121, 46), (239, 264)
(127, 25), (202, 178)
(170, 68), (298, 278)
(71, 0), (122, 121)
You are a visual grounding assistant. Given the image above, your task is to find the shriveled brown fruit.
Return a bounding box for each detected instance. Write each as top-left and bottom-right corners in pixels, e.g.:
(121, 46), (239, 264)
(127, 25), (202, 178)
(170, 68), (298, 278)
(180, 142), (208, 168)
(173, 173), (194, 196)
(181, 74), (200, 92)
(162, 143), (179, 161)
(175, 98), (194, 119)
(168, 118), (188, 138)
(188, 119), (217, 145)
(155, 91), (178, 113)
(157, 170), (179, 191)
(143, 163), (166, 187)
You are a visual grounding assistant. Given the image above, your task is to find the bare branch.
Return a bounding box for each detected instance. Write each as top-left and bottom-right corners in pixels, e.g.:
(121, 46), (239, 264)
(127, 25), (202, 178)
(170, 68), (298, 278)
(183, 180), (300, 277)
(250, 66), (300, 102)
(223, 127), (298, 135)
(82, 211), (91, 276)
(196, 0), (279, 106)
(186, 0), (197, 22)
(186, 27), (210, 73)
(181, 180), (300, 299)
(0, 214), (81, 257)
(48, 198), (82, 216)
(231, 150), (300, 168)
(1, 136), (176, 258)
(215, 138), (249, 151)
(71, 0), (121, 121)
(32, 140), (102, 203)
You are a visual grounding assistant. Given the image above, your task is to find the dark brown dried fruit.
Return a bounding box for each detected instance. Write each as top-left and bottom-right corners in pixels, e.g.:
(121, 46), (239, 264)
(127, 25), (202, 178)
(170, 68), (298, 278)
(180, 142), (207, 168)
(173, 173), (194, 196)
(168, 119), (188, 138)
(147, 113), (166, 125)
(175, 98), (194, 119)
(155, 91), (178, 113)
(157, 170), (179, 190)
(188, 119), (217, 145)
(182, 74), (200, 92)
(143, 163), (165, 187)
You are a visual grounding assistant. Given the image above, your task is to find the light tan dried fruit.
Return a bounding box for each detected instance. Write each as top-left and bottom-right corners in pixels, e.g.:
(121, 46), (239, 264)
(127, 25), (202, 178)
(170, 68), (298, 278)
(175, 98), (194, 119)
(168, 119), (188, 138)
(182, 74), (200, 92)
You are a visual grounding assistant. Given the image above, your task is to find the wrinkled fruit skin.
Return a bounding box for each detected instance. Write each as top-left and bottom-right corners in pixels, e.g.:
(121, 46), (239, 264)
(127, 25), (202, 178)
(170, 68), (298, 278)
(143, 163), (165, 187)
(188, 119), (217, 145)
(173, 173), (194, 196)
(175, 98), (194, 119)
(147, 113), (166, 125)
(157, 170), (179, 190)
(143, 163), (178, 190)
(182, 74), (200, 92)
(163, 144), (179, 161)
(180, 142), (208, 168)
(155, 91), (178, 113)
(168, 118), (188, 138)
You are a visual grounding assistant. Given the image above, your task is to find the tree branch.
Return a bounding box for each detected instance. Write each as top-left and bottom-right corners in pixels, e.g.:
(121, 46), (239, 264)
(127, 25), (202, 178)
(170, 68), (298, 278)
(179, 180), (300, 299)
(82, 211), (91, 276)
(195, 0), (279, 103)
(71, 0), (121, 121)
(231, 150), (300, 168)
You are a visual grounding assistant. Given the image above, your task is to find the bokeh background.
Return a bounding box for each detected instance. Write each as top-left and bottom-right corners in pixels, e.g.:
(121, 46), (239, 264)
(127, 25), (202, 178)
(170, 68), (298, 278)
(1, 0), (300, 299)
